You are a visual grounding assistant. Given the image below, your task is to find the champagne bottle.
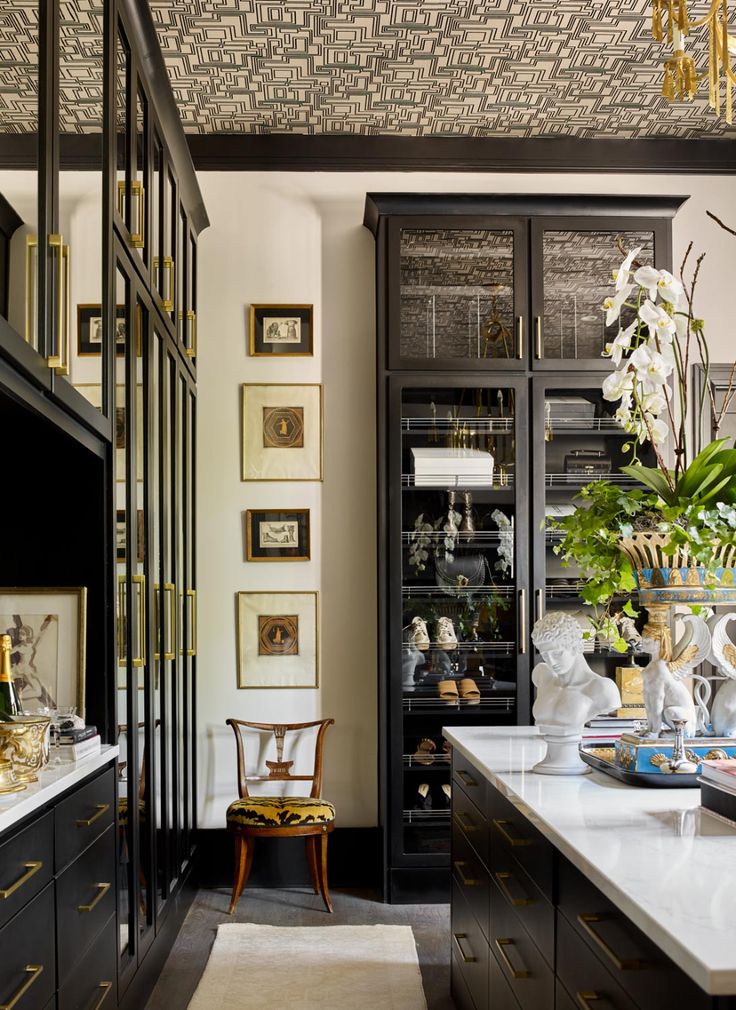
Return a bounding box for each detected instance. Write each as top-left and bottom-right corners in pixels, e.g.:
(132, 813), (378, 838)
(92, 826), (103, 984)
(0, 635), (23, 719)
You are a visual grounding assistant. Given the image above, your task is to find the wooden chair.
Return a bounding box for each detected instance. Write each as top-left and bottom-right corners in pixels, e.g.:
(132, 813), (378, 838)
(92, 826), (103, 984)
(225, 718), (335, 914)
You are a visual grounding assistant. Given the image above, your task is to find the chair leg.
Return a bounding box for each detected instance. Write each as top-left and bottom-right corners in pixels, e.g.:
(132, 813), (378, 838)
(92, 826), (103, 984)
(305, 836), (319, 895)
(316, 830), (333, 913)
(228, 831), (250, 915)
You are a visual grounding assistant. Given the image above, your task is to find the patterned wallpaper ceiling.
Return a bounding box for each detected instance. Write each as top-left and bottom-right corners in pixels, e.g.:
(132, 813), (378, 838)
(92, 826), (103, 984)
(2, 1), (736, 138)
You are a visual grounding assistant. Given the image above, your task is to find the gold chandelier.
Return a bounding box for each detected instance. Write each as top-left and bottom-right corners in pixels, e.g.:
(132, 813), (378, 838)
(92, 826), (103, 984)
(652, 0), (736, 123)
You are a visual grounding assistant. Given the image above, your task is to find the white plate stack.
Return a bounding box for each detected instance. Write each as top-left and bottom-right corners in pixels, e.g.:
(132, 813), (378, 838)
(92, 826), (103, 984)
(411, 448), (494, 487)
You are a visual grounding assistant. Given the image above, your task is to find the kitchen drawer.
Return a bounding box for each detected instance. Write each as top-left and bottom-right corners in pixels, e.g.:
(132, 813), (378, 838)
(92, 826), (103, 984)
(558, 857), (711, 1010)
(452, 750), (486, 814)
(488, 945), (522, 1010)
(488, 832), (554, 969)
(58, 912), (116, 1010)
(0, 810), (53, 931)
(451, 951), (479, 1010)
(488, 869), (554, 1010)
(453, 783), (489, 869)
(555, 978), (578, 1010)
(0, 883), (55, 1010)
(452, 820), (490, 942)
(56, 825), (115, 983)
(55, 767), (115, 872)
(557, 909), (639, 1010)
(487, 785), (554, 902)
(452, 878), (489, 1010)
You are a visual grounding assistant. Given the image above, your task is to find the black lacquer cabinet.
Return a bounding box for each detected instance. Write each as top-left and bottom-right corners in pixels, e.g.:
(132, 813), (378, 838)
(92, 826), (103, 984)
(364, 193), (686, 902)
(0, 0), (207, 1005)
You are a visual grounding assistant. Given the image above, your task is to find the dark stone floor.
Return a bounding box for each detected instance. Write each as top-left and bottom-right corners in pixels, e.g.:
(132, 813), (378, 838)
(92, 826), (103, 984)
(144, 887), (453, 1009)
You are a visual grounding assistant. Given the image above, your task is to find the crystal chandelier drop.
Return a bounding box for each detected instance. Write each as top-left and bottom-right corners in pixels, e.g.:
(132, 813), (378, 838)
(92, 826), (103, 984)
(652, 0), (736, 123)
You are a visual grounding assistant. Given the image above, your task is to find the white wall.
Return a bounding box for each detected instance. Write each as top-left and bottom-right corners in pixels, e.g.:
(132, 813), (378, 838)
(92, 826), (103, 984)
(195, 170), (736, 830)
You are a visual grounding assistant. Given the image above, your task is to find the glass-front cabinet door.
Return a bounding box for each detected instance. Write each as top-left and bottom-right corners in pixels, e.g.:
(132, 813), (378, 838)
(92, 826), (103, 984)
(388, 218), (527, 371)
(531, 217), (668, 370)
(390, 376), (528, 867)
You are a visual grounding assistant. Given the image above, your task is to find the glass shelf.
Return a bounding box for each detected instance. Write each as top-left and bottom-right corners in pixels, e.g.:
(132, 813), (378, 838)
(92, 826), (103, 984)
(402, 417), (514, 435)
(401, 530), (513, 544)
(545, 472), (636, 488)
(402, 695), (515, 713)
(402, 754), (452, 770)
(546, 417), (625, 433)
(402, 810), (451, 823)
(402, 473), (514, 490)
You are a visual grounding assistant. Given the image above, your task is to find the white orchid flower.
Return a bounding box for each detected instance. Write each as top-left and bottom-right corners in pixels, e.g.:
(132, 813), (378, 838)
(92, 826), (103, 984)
(602, 368), (634, 402)
(674, 312), (689, 340)
(649, 416), (670, 445)
(630, 344), (673, 390)
(603, 319), (638, 366)
(638, 299), (676, 341)
(633, 265), (662, 301)
(602, 284), (633, 327)
(640, 390), (667, 416)
(612, 247), (642, 291)
(655, 270), (684, 307)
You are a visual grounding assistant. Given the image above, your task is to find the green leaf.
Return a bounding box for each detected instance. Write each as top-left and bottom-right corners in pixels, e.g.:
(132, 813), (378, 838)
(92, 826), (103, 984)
(620, 464), (674, 502)
(622, 600), (639, 617)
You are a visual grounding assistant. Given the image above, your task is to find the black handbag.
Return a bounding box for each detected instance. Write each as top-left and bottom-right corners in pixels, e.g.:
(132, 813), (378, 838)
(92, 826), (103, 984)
(563, 449), (611, 476)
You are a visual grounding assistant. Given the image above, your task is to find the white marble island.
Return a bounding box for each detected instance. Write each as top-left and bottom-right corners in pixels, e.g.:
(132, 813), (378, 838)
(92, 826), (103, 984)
(445, 725), (736, 997)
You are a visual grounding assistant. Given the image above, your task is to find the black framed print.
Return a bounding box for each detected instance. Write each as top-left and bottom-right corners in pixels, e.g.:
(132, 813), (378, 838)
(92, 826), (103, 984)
(245, 509), (311, 562)
(77, 303), (127, 356)
(249, 304), (313, 357)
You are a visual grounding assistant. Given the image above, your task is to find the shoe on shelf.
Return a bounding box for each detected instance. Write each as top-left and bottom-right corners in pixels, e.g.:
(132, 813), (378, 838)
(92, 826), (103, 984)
(438, 679), (459, 705)
(409, 616), (430, 651)
(413, 738), (436, 766)
(414, 783), (432, 810)
(459, 678), (481, 705)
(439, 740), (452, 762)
(436, 617), (458, 651)
(441, 783), (452, 808)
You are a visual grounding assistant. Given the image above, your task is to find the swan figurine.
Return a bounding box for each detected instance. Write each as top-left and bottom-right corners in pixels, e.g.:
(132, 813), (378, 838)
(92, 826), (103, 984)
(709, 613), (736, 737)
(639, 614), (711, 739)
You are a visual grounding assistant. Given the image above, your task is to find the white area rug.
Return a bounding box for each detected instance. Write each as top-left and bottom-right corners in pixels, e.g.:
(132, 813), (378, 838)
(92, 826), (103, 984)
(187, 923), (428, 1010)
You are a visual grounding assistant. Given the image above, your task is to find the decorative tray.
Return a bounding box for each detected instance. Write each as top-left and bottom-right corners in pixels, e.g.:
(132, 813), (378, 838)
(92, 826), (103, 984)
(580, 746), (700, 788)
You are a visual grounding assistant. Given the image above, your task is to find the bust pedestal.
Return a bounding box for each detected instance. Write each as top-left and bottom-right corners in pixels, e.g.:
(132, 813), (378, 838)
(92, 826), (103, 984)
(532, 727), (590, 775)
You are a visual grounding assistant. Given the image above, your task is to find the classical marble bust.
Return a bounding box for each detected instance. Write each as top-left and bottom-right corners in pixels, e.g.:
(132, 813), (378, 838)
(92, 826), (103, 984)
(531, 612), (621, 774)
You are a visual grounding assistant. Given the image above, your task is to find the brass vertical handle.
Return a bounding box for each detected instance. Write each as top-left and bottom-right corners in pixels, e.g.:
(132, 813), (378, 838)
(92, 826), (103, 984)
(153, 584), (161, 661)
(92, 982), (113, 1009)
(516, 316), (523, 359)
(154, 256), (175, 311)
(535, 588), (544, 624)
(132, 574), (146, 667)
(47, 234), (69, 373)
(117, 574), (127, 667)
(518, 589), (527, 655)
(185, 309), (197, 357)
(0, 965), (43, 1010)
(453, 933), (477, 964)
(164, 583), (176, 660)
(24, 234), (38, 347)
(186, 588), (197, 657)
(131, 180), (145, 248)
(534, 316), (543, 359)
(495, 938), (531, 980)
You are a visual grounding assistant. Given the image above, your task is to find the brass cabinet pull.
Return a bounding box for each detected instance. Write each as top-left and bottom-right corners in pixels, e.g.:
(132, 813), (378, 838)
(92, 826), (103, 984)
(577, 913), (652, 971)
(453, 932), (476, 964)
(453, 861), (481, 887)
(0, 965), (43, 1010)
(132, 574), (146, 667)
(457, 769), (477, 789)
(576, 994), (611, 1010)
(453, 811), (478, 834)
(518, 589), (527, 655)
(534, 316), (543, 359)
(76, 803), (110, 828)
(154, 255), (175, 311)
(24, 235), (38, 347)
(165, 583), (176, 660)
(495, 938), (531, 980)
(185, 309), (197, 357)
(118, 180), (145, 248)
(516, 316), (523, 359)
(494, 871), (535, 907)
(492, 818), (531, 848)
(78, 881), (111, 913)
(0, 861), (42, 899)
(535, 588), (544, 624)
(92, 983), (113, 1010)
(47, 234), (70, 374)
(117, 574), (127, 667)
(185, 588), (197, 657)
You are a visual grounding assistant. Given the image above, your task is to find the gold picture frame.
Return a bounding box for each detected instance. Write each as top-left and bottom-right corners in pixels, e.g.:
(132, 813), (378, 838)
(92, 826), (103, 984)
(0, 587), (87, 718)
(237, 591), (319, 689)
(242, 383), (323, 482)
(249, 303), (313, 357)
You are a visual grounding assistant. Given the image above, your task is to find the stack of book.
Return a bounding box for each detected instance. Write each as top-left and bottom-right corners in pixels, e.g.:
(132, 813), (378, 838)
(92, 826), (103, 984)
(700, 760), (736, 825)
(55, 724), (101, 761)
(411, 448), (494, 487)
(583, 714), (643, 741)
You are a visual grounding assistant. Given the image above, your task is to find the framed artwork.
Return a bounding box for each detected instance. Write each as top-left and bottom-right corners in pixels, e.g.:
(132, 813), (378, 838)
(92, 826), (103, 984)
(116, 509), (145, 563)
(0, 588), (87, 717)
(245, 509), (310, 562)
(237, 591), (319, 689)
(77, 303), (127, 356)
(249, 304), (313, 357)
(242, 383), (323, 481)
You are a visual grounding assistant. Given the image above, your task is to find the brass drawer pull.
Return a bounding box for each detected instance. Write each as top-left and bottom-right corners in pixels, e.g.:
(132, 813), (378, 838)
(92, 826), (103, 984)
(92, 982), (113, 1009)
(76, 803), (110, 828)
(78, 881), (111, 913)
(495, 938), (531, 980)
(453, 932), (476, 964)
(0, 861), (43, 899)
(456, 769), (477, 788)
(494, 870), (535, 907)
(534, 316), (543, 359)
(516, 316), (523, 359)
(492, 818), (531, 848)
(453, 811), (478, 834)
(453, 861), (481, 887)
(576, 993), (611, 1010)
(0, 964), (43, 1010)
(577, 913), (652, 971)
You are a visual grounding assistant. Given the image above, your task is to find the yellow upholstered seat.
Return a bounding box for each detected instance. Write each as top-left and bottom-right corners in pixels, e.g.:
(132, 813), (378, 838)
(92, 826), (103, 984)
(227, 796), (335, 829)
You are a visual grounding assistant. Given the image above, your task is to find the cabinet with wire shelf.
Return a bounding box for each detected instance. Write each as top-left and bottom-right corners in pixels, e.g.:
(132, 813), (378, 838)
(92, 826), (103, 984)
(366, 193), (683, 903)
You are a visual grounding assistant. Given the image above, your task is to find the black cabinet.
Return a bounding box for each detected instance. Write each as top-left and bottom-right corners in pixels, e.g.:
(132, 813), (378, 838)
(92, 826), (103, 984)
(365, 193), (684, 901)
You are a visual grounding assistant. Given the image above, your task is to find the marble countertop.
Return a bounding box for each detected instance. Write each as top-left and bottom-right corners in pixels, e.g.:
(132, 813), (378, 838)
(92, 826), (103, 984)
(443, 726), (736, 996)
(0, 746), (118, 835)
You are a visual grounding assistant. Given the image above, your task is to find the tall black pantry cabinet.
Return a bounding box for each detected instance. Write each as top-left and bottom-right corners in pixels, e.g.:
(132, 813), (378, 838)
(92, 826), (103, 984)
(364, 193), (686, 902)
(0, 0), (207, 1006)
